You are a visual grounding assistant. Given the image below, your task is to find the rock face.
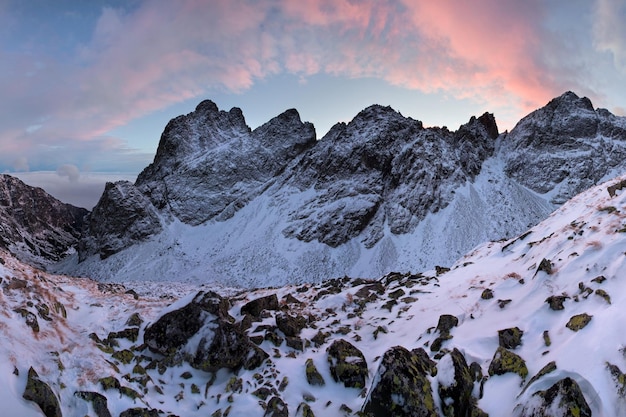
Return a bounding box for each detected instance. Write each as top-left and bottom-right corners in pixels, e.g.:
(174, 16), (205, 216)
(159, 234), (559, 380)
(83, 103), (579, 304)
(280, 107), (498, 247)
(502, 91), (626, 204)
(78, 181), (162, 260)
(362, 346), (437, 417)
(23, 367), (63, 417)
(62, 92), (626, 286)
(135, 100), (316, 225)
(0, 174), (87, 267)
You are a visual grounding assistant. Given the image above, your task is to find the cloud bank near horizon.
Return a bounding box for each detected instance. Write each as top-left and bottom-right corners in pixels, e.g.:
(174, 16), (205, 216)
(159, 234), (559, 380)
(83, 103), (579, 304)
(1, 0), (625, 180)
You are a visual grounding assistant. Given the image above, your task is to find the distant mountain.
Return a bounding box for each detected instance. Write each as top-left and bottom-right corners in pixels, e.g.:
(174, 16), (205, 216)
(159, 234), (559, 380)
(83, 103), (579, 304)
(53, 92), (626, 286)
(4, 173), (626, 416)
(0, 174), (87, 267)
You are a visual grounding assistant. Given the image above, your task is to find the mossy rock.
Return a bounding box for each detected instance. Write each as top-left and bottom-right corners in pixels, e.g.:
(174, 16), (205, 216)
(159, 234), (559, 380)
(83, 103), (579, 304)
(125, 312), (143, 327)
(112, 349), (135, 364)
(22, 367), (62, 417)
(265, 396), (288, 417)
(480, 289), (494, 300)
(311, 331), (330, 347)
(438, 348), (479, 417)
(120, 386), (143, 400)
(436, 314), (459, 335)
(543, 330), (551, 347)
(53, 302), (67, 319)
(388, 288), (406, 300)
(488, 346), (528, 379)
(296, 402), (315, 417)
(108, 327), (140, 342)
(361, 346), (437, 417)
(14, 308), (40, 332)
(241, 294), (279, 318)
(520, 361), (557, 397)
(305, 358), (325, 386)
(517, 377), (591, 417)
(498, 327), (524, 349)
(276, 313), (306, 337)
(536, 258), (553, 275)
(253, 387), (273, 400)
(566, 313), (592, 331)
(430, 334), (453, 352)
(594, 289), (611, 304)
(99, 376), (121, 391)
(606, 362), (626, 396)
(75, 391), (112, 417)
(545, 295), (568, 311)
(327, 339), (368, 389)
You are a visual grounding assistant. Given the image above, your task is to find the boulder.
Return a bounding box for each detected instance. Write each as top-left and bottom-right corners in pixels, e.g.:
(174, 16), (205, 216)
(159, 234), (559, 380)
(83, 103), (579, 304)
(74, 391), (112, 417)
(362, 346), (437, 417)
(144, 291), (231, 355)
(488, 346), (528, 379)
(276, 313), (306, 337)
(144, 291), (267, 372)
(516, 377), (591, 417)
(498, 327), (524, 349)
(22, 367), (62, 417)
(326, 339), (368, 389)
(438, 348), (484, 417)
(241, 294), (279, 318)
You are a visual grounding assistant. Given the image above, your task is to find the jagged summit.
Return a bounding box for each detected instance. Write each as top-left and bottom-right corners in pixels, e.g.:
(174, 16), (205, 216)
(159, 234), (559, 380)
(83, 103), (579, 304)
(53, 93), (626, 286)
(502, 92), (626, 204)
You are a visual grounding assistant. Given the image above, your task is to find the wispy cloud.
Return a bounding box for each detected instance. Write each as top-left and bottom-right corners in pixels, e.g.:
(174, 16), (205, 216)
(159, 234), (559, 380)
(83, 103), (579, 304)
(0, 0), (624, 176)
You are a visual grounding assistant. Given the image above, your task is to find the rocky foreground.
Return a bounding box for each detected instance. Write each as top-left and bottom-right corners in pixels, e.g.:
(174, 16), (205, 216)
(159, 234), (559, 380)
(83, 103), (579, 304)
(3, 175), (626, 416)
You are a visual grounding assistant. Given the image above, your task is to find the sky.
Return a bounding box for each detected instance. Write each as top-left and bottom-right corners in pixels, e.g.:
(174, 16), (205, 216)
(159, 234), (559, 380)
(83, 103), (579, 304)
(1, 0), (626, 209)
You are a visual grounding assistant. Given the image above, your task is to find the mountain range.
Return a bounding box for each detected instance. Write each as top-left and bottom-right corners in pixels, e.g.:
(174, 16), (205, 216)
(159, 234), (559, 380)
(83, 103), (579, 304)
(2, 171), (626, 416)
(44, 91), (626, 288)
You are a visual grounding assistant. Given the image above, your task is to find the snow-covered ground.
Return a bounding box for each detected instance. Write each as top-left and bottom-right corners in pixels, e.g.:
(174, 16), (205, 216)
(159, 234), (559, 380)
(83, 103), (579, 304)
(4, 173), (626, 415)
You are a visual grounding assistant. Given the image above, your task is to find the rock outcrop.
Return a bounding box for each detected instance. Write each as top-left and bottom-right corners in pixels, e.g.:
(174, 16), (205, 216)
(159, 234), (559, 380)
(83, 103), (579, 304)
(144, 291), (268, 372)
(0, 174), (87, 267)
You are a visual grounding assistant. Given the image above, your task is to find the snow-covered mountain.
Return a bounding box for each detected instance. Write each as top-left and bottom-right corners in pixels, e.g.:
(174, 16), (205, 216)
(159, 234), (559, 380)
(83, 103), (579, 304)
(0, 174), (88, 267)
(54, 92), (626, 287)
(4, 173), (626, 416)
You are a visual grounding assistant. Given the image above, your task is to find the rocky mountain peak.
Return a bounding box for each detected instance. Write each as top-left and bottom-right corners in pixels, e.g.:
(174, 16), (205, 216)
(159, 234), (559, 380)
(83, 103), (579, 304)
(502, 92), (626, 204)
(547, 90), (594, 112)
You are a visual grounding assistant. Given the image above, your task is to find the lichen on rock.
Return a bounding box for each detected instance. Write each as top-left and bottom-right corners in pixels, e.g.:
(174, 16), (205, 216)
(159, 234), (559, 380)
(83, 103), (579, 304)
(326, 339), (368, 389)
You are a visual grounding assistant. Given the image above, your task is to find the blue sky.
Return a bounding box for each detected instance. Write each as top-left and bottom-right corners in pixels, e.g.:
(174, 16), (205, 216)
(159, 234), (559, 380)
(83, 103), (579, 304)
(1, 0), (625, 208)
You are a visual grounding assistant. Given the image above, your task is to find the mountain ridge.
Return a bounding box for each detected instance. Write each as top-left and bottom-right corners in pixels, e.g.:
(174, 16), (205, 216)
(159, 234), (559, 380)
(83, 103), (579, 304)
(53, 91), (626, 287)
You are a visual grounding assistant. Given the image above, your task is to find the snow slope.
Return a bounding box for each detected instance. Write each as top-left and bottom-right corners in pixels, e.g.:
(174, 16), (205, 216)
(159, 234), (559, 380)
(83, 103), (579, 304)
(5, 173), (626, 416)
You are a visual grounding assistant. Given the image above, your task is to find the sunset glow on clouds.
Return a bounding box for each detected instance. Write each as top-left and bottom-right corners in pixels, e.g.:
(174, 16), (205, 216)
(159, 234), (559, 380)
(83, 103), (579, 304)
(1, 0), (626, 206)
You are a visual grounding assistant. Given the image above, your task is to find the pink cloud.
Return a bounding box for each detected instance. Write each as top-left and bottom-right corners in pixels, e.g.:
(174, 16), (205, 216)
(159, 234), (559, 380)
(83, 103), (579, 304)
(0, 0), (621, 176)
